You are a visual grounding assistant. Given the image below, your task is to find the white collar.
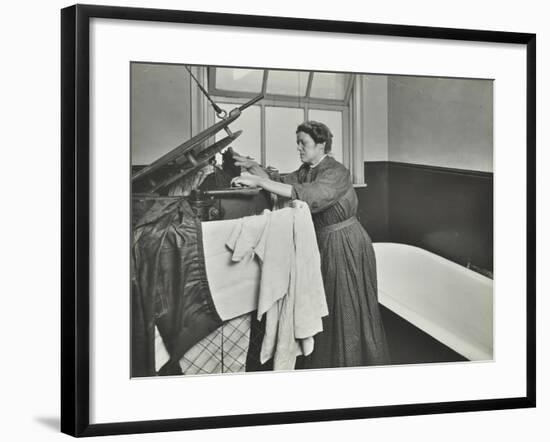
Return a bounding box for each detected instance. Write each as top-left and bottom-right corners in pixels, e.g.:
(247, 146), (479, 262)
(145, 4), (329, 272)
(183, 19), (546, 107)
(309, 154), (327, 169)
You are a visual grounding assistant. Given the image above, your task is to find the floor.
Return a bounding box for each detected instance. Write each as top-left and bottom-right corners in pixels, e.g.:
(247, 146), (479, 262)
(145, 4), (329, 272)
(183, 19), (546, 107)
(245, 306), (468, 372)
(380, 305), (468, 365)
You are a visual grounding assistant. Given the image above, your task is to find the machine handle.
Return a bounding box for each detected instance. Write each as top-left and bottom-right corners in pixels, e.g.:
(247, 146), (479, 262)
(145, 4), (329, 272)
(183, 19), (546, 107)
(202, 187), (261, 197)
(229, 94), (265, 118)
(238, 93), (264, 111)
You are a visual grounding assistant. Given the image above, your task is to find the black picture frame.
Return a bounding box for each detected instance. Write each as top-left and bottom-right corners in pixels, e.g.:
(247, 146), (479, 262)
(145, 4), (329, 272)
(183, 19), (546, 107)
(61, 3), (536, 437)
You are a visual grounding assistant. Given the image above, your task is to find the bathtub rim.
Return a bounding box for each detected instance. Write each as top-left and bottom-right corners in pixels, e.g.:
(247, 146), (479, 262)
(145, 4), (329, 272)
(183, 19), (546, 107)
(373, 242), (493, 285)
(373, 241), (494, 361)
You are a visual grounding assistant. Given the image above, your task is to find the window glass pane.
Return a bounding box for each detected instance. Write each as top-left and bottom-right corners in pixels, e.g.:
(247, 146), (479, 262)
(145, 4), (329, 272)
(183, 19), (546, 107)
(265, 107), (305, 173)
(215, 103), (261, 164)
(308, 109), (343, 164)
(266, 70), (309, 97)
(215, 68), (264, 93)
(309, 72), (349, 100)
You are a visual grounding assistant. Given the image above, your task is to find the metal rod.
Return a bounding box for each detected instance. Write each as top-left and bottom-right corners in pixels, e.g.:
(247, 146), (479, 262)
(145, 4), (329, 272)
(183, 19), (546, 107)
(185, 65), (224, 116)
(237, 93), (264, 112)
(203, 187), (261, 197)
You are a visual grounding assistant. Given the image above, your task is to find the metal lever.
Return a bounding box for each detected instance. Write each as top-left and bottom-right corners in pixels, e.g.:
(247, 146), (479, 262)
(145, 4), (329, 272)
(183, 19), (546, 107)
(223, 93), (264, 137)
(227, 93), (264, 119)
(202, 187), (261, 197)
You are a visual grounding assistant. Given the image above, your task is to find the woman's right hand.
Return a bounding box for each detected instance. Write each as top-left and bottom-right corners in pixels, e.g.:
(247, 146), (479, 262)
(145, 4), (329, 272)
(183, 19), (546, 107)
(231, 173), (262, 188)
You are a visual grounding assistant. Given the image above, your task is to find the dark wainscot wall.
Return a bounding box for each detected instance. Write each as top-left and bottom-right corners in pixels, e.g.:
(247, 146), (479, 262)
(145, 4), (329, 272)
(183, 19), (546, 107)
(356, 161), (493, 274)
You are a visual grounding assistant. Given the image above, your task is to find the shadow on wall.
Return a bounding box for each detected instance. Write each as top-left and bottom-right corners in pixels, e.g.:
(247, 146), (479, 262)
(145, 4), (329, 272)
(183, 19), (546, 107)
(356, 161), (493, 273)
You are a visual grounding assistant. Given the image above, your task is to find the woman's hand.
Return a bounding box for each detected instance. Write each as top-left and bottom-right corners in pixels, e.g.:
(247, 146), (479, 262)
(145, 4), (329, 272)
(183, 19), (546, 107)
(230, 149), (269, 179)
(289, 199), (308, 209)
(232, 153), (259, 170)
(231, 174), (263, 188)
(231, 173), (293, 199)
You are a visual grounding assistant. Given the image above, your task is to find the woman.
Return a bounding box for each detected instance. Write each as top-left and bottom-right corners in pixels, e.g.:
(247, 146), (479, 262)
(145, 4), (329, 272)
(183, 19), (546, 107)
(232, 121), (390, 369)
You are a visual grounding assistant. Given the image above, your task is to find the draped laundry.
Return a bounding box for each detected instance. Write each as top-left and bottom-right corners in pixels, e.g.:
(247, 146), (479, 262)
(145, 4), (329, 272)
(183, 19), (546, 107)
(202, 203), (328, 370)
(132, 197), (328, 376)
(131, 198), (222, 377)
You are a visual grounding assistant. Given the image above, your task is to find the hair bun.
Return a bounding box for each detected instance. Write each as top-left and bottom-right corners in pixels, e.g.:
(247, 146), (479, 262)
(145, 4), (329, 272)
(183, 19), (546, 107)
(296, 121), (333, 153)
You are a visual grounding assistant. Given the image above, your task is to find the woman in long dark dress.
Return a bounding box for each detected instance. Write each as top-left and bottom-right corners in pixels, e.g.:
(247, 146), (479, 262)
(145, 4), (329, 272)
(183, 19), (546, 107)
(232, 121), (390, 368)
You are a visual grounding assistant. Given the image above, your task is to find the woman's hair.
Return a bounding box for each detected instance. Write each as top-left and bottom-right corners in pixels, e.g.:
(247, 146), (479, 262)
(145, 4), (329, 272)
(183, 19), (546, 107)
(296, 121), (333, 153)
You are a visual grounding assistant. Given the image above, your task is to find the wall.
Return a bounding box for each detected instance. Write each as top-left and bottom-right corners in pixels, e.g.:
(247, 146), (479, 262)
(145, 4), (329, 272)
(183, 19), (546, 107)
(357, 75), (494, 271)
(131, 63), (193, 165)
(356, 162), (390, 241)
(361, 74), (494, 169)
(388, 76), (493, 171)
(362, 75), (389, 161)
(387, 163), (493, 271)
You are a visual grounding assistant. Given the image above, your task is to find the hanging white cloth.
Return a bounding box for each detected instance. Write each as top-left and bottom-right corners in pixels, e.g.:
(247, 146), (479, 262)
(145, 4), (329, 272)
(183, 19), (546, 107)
(201, 203), (328, 369)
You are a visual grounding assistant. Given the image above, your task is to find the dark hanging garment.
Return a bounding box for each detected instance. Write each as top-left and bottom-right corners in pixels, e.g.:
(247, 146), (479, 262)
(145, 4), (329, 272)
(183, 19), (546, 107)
(283, 156), (391, 368)
(131, 198), (222, 377)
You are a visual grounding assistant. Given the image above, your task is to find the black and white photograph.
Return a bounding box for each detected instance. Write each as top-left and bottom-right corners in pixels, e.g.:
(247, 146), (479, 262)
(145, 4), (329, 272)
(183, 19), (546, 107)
(131, 63), (494, 378)
(56, 3), (537, 438)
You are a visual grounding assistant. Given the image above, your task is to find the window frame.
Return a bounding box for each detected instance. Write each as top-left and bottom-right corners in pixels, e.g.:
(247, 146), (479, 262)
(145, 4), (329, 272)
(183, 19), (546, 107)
(208, 67), (354, 106)
(207, 95), (352, 177)
(206, 67), (365, 183)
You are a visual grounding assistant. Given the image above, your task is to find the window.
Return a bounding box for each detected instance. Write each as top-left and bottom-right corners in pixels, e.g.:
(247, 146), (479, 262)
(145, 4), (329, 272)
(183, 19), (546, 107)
(266, 70), (309, 97)
(265, 107), (305, 172)
(209, 67), (353, 176)
(214, 102), (261, 163)
(310, 72), (350, 100)
(215, 68), (263, 93)
(209, 67), (352, 105)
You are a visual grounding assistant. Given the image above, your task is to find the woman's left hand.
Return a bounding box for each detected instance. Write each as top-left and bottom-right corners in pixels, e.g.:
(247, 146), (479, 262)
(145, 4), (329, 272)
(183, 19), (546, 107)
(231, 174), (262, 188)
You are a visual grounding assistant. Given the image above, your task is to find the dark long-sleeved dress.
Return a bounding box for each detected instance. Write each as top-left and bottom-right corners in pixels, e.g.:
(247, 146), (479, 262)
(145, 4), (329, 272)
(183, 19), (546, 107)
(282, 155), (390, 368)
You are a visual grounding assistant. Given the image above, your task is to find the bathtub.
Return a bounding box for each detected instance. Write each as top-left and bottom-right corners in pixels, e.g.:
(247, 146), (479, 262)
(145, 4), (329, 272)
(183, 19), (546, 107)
(373, 242), (493, 361)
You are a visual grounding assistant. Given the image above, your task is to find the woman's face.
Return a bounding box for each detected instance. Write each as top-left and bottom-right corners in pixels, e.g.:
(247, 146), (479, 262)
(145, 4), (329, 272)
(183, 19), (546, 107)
(296, 131), (325, 165)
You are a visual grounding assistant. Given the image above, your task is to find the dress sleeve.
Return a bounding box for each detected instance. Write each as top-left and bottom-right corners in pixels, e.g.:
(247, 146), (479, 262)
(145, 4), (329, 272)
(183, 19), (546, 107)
(290, 165), (351, 214)
(279, 170), (300, 185)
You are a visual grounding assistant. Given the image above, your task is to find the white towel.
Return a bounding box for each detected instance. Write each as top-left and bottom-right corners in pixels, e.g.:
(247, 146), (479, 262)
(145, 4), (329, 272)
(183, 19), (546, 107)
(201, 217), (261, 320)
(258, 203), (328, 369)
(201, 204), (327, 370)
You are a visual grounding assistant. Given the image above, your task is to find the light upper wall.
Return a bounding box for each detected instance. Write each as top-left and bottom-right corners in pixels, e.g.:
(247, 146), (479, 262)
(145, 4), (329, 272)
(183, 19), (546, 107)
(361, 75), (389, 162)
(131, 63), (192, 165)
(361, 75), (493, 173)
(387, 76), (493, 172)
(131, 66), (493, 173)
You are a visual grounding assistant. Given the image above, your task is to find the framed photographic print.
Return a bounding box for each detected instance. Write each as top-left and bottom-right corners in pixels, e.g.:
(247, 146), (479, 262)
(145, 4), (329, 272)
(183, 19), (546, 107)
(61, 3), (536, 437)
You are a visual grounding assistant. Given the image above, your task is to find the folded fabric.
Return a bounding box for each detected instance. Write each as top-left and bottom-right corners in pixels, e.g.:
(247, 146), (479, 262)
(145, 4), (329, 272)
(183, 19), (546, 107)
(292, 201), (329, 340)
(225, 210), (271, 263)
(257, 203), (328, 369)
(155, 314), (252, 375)
(202, 203), (328, 370)
(201, 217), (262, 320)
(252, 208), (295, 368)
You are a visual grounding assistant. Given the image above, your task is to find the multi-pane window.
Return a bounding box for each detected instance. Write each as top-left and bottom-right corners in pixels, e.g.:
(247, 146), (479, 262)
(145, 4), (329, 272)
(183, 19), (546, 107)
(265, 70), (309, 97)
(209, 67), (351, 174)
(265, 107), (306, 172)
(215, 68), (264, 93)
(214, 102), (261, 163)
(310, 72), (350, 100)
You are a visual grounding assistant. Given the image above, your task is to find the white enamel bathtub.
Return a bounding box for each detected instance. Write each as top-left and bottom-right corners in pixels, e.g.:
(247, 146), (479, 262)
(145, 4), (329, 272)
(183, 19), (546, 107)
(373, 242), (493, 361)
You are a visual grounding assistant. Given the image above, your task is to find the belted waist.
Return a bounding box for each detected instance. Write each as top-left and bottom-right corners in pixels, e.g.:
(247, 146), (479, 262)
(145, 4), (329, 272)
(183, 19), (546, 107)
(316, 216), (359, 234)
